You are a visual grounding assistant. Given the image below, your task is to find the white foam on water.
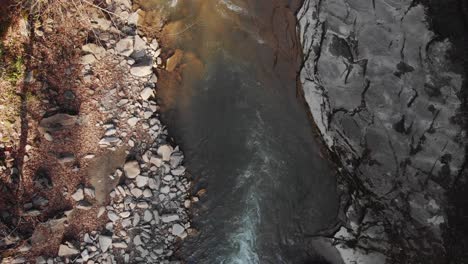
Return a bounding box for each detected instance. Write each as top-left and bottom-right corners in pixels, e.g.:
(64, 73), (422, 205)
(223, 188), (261, 264)
(225, 113), (276, 263)
(219, 0), (249, 15)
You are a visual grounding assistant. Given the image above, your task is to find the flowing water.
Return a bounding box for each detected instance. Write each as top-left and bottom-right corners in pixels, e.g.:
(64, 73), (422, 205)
(139, 0), (341, 262)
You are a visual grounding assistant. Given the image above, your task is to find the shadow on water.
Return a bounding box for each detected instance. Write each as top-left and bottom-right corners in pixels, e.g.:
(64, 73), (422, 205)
(142, 0), (342, 262)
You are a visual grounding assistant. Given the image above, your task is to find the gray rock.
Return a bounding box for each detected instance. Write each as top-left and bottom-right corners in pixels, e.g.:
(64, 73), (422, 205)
(140, 87), (154, 100)
(128, 11), (140, 26)
(132, 213), (140, 226)
(124, 161), (140, 179)
(135, 176), (148, 187)
(81, 54), (97, 65)
(32, 196), (49, 207)
(58, 243), (79, 256)
(171, 166), (186, 176)
(99, 235), (112, 253)
(84, 187), (96, 199)
(170, 152), (184, 168)
(161, 214), (179, 223)
(71, 188), (84, 201)
(120, 211), (131, 218)
(134, 35), (147, 52)
(171, 224), (185, 237)
(105, 128), (117, 136)
(133, 235), (143, 246)
(82, 43), (106, 59)
(58, 153), (75, 165)
(150, 156), (163, 167)
(157, 145), (173, 161)
(113, 242), (128, 248)
(81, 249), (90, 261)
(143, 189), (152, 198)
(127, 117), (139, 127)
(39, 114), (78, 133)
(130, 188), (143, 198)
(160, 186), (170, 194)
(76, 200), (93, 210)
(99, 137), (120, 145)
(84, 233), (93, 244)
(36, 256), (46, 264)
(97, 207), (106, 218)
(107, 211), (119, 222)
(115, 37), (134, 57)
(130, 65), (153, 77)
(143, 210), (153, 222)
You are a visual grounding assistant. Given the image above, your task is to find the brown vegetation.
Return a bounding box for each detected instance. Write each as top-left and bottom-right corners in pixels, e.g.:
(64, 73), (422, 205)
(0, 0), (128, 260)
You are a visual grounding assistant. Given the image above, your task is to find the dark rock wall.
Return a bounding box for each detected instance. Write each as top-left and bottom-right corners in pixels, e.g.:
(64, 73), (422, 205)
(298, 0), (468, 262)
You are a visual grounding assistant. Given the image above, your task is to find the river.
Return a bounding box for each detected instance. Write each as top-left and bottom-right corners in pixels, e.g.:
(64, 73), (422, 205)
(138, 0), (341, 263)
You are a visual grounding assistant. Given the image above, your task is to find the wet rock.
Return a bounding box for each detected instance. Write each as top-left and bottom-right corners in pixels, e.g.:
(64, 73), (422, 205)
(124, 160), (140, 178)
(166, 50), (183, 72)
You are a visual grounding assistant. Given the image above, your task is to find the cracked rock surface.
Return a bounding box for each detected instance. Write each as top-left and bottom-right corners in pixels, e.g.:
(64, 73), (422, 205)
(298, 0), (468, 262)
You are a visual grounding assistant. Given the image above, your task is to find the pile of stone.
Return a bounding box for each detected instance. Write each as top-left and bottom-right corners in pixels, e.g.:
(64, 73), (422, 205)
(53, 0), (191, 263)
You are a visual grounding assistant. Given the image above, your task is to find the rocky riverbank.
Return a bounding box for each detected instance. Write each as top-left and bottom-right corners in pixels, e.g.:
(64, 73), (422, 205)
(1, 0), (192, 263)
(298, 0), (468, 263)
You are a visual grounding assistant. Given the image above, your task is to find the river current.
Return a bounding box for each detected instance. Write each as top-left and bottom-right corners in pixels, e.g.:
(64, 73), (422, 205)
(139, 0), (341, 262)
